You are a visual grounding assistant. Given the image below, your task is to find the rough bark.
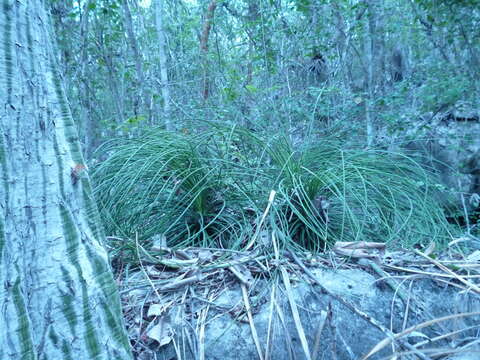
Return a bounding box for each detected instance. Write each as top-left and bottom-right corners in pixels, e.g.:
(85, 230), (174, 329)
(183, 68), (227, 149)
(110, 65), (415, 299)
(79, 1), (96, 159)
(0, 1), (133, 359)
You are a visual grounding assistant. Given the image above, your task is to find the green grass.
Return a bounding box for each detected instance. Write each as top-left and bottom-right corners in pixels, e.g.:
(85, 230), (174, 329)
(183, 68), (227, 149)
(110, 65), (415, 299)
(92, 125), (459, 257)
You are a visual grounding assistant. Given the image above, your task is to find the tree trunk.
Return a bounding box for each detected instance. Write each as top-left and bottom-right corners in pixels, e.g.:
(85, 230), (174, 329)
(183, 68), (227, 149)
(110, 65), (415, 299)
(365, 0), (377, 146)
(79, 0), (96, 159)
(0, 1), (133, 359)
(200, 0), (217, 101)
(155, 0), (173, 131)
(121, 0), (146, 117)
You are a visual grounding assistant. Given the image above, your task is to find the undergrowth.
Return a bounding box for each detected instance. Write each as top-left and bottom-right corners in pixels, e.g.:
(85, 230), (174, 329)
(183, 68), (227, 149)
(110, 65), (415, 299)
(92, 125), (459, 258)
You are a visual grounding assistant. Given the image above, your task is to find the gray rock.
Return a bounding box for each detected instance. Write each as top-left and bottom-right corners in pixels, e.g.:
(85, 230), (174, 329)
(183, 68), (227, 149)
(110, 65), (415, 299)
(153, 267), (480, 360)
(446, 351), (480, 360)
(401, 108), (480, 211)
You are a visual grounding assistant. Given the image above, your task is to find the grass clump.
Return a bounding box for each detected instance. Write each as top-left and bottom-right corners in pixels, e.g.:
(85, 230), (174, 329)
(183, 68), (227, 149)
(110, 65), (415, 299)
(92, 125), (458, 254)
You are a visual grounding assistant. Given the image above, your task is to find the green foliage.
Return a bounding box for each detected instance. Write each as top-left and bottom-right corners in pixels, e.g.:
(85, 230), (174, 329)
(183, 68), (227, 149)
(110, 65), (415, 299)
(93, 130), (237, 249)
(417, 65), (473, 112)
(294, 0), (312, 14)
(49, 0), (476, 256)
(93, 126), (457, 257)
(415, 0), (480, 10)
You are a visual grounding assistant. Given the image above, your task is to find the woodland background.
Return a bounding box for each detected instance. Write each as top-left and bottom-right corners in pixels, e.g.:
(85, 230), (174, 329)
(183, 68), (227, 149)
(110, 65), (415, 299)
(51, 0), (480, 151)
(2, 2), (479, 358)
(49, 0), (480, 249)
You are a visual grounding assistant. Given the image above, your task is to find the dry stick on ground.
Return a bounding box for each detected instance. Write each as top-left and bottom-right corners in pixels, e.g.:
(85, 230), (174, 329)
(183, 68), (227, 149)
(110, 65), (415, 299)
(311, 310), (329, 360)
(384, 264), (480, 279)
(329, 303), (338, 360)
(241, 284), (265, 360)
(359, 258), (410, 303)
(207, 255), (269, 270)
(245, 190), (277, 251)
(264, 284), (276, 360)
(273, 296), (295, 360)
(280, 266), (313, 360)
(414, 249), (480, 294)
(287, 250), (433, 360)
(360, 312), (480, 360)
(198, 297), (211, 360)
(413, 325), (480, 349)
(227, 260), (259, 351)
(359, 258), (424, 319)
